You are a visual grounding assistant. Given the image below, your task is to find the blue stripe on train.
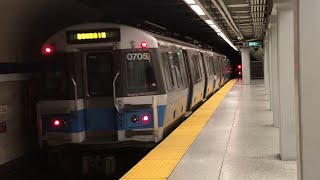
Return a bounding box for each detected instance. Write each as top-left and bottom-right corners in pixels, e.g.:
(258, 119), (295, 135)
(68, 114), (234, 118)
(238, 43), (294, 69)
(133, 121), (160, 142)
(85, 108), (117, 131)
(44, 105), (166, 133)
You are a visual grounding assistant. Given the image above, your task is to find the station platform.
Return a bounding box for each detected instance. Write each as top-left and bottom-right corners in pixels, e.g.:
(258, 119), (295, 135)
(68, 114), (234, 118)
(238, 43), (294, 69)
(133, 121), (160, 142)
(121, 79), (297, 180)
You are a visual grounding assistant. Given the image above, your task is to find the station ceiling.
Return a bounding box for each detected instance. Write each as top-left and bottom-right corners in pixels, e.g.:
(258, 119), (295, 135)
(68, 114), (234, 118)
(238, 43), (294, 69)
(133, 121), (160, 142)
(79, 0), (238, 60)
(79, 0), (272, 62)
(0, 0), (271, 64)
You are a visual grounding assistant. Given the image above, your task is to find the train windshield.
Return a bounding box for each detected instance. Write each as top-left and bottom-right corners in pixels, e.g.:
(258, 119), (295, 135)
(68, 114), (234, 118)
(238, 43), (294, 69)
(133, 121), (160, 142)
(40, 56), (70, 100)
(126, 52), (157, 95)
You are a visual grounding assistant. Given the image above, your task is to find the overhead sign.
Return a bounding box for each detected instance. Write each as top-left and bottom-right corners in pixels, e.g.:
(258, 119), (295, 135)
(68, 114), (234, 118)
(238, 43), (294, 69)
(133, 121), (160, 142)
(244, 41), (261, 47)
(67, 28), (121, 44)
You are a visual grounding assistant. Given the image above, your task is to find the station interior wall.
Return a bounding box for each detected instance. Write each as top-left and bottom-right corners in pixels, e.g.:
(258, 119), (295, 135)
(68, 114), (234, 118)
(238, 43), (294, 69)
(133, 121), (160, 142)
(0, 0), (101, 165)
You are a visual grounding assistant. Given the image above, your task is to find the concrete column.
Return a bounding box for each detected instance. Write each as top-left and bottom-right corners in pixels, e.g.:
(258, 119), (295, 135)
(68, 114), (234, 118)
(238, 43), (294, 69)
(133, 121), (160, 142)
(268, 27), (273, 110)
(270, 15), (280, 128)
(240, 48), (250, 85)
(277, 6), (296, 160)
(297, 0), (320, 179)
(263, 48), (268, 90)
(263, 40), (268, 90)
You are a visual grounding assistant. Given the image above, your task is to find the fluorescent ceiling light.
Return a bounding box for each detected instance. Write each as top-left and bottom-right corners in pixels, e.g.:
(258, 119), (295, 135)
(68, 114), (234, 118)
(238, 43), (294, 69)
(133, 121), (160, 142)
(205, 20), (213, 25)
(183, 0), (196, 4)
(210, 24), (218, 30)
(190, 5), (205, 16)
(217, 32), (226, 38)
(183, 0), (238, 51)
(214, 28), (221, 33)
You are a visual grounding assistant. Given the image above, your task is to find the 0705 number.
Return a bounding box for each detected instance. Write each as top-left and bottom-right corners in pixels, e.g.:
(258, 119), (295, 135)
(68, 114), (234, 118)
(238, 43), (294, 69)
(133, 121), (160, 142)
(126, 52), (151, 61)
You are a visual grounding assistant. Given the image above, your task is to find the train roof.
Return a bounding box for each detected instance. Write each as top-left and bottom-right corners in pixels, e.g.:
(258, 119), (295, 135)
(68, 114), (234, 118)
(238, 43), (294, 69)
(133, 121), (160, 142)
(43, 22), (226, 58)
(143, 28), (225, 57)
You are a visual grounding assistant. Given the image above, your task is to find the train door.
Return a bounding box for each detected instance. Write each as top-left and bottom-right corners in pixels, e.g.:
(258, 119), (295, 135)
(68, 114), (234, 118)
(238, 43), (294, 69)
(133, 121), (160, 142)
(181, 49), (192, 112)
(83, 51), (118, 140)
(214, 57), (221, 89)
(210, 56), (217, 92)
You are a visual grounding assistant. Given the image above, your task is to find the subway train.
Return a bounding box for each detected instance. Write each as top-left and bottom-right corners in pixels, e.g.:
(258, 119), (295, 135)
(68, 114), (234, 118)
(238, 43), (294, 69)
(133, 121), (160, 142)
(36, 22), (231, 153)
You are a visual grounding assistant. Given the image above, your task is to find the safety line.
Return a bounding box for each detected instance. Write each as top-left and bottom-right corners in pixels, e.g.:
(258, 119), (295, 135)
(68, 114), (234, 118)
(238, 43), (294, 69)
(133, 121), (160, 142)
(121, 79), (238, 180)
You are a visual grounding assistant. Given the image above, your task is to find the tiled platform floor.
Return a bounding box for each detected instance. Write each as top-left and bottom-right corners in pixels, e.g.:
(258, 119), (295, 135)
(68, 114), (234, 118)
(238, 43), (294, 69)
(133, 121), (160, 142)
(168, 80), (297, 180)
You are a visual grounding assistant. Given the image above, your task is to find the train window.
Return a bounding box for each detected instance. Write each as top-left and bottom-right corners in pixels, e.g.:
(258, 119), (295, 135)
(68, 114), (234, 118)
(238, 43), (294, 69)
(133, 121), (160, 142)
(206, 56), (213, 76)
(162, 52), (175, 91)
(182, 50), (191, 86)
(171, 52), (184, 88)
(191, 54), (202, 82)
(126, 52), (157, 94)
(42, 59), (68, 99)
(198, 53), (204, 78)
(214, 57), (220, 74)
(87, 52), (114, 96)
(220, 59), (224, 72)
(211, 57), (217, 75)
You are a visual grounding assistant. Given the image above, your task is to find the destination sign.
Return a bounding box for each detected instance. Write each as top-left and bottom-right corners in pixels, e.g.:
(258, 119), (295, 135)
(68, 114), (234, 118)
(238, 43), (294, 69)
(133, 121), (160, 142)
(67, 28), (120, 44)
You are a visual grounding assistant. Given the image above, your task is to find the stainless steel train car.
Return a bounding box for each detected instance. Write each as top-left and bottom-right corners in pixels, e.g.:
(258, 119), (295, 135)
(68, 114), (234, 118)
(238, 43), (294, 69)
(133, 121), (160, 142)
(36, 22), (231, 149)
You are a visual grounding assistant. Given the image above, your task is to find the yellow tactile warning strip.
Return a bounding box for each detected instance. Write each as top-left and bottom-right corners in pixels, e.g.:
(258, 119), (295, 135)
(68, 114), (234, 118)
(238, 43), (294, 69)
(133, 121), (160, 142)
(121, 79), (238, 180)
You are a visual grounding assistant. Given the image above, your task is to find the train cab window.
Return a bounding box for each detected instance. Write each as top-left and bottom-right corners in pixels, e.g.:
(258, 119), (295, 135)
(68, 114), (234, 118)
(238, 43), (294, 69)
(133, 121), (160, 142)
(162, 52), (175, 91)
(171, 52), (184, 88)
(87, 52), (114, 96)
(42, 59), (68, 99)
(126, 52), (157, 94)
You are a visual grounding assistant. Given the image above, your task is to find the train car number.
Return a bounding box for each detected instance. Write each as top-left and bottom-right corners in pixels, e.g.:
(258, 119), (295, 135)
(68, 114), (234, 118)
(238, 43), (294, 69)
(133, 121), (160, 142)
(126, 53), (151, 61)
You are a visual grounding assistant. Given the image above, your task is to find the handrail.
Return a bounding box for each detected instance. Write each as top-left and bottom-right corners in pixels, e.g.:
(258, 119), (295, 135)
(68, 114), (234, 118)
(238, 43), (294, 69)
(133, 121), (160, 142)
(152, 96), (159, 142)
(71, 77), (78, 112)
(113, 72), (121, 113)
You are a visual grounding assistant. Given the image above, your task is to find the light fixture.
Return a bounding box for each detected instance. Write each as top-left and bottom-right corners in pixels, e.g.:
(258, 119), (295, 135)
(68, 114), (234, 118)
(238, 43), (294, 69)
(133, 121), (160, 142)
(205, 20), (214, 25)
(183, 0), (196, 4)
(141, 115), (150, 122)
(181, 0), (238, 51)
(42, 44), (54, 55)
(53, 120), (61, 127)
(217, 32), (225, 37)
(141, 41), (148, 48)
(210, 24), (219, 30)
(190, 5), (205, 16)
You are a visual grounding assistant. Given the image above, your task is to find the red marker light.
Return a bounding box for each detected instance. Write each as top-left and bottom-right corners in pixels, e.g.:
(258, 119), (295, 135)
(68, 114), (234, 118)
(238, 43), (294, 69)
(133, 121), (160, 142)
(238, 72), (242, 75)
(42, 44), (54, 55)
(142, 115), (149, 122)
(238, 65), (242, 69)
(53, 120), (61, 126)
(141, 42), (147, 48)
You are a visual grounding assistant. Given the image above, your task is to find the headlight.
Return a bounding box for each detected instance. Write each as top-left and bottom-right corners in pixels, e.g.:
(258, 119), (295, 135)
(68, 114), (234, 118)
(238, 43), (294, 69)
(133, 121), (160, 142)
(131, 115), (139, 123)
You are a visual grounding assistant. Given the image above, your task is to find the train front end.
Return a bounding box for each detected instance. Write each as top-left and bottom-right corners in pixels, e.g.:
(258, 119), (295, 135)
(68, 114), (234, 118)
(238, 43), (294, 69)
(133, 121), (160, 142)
(36, 23), (167, 148)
